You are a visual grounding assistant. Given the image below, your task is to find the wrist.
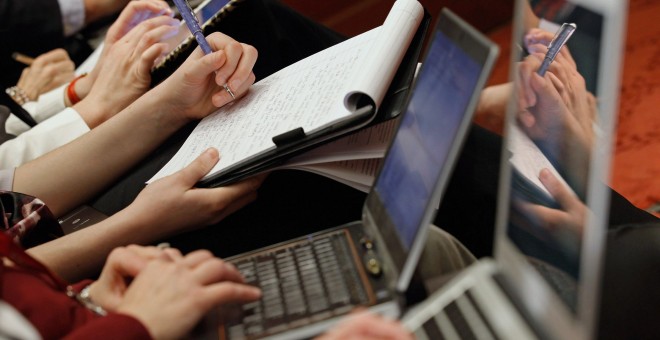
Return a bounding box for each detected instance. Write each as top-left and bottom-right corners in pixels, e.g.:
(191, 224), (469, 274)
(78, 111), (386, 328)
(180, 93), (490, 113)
(66, 74), (88, 106)
(6, 86), (30, 105)
(67, 283), (108, 316)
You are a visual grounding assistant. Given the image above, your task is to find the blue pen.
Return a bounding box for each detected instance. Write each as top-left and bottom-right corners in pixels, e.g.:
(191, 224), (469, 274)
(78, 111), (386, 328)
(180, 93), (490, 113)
(171, 0), (235, 99)
(172, 0), (213, 55)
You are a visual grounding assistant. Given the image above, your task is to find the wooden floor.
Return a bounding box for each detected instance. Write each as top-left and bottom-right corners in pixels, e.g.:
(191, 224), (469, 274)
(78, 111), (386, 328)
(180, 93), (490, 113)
(281, 0), (660, 216)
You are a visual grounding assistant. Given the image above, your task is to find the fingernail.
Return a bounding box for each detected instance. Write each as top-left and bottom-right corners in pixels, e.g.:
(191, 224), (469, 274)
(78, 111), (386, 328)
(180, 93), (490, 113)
(249, 286), (262, 296)
(204, 148), (218, 160)
(223, 262), (237, 272)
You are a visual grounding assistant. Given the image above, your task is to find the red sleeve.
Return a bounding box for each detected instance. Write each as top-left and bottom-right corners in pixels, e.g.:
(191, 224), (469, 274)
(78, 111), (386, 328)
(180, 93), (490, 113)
(63, 313), (152, 340)
(1, 266), (152, 339)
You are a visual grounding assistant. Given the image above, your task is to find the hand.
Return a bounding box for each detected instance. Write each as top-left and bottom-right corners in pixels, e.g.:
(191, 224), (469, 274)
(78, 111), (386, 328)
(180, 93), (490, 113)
(316, 310), (413, 340)
(152, 32), (258, 121)
(521, 168), (587, 238)
(515, 51), (593, 195)
(123, 148), (265, 240)
(74, 14), (180, 128)
(524, 39), (597, 142)
(87, 245), (184, 311)
(16, 49), (75, 100)
(114, 249), (261, 339)
(75, 0), (174, 100)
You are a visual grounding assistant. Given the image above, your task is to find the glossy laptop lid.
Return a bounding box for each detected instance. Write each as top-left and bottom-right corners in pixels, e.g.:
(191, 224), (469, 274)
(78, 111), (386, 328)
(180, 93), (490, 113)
(494, 0), (627, 338)
(363, 8), (499, 293)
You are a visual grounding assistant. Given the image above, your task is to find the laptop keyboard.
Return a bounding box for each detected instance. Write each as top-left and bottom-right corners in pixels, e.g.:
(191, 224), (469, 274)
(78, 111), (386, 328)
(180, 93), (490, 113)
(413, 290), (499, 340)
(225, 232), (370, 339)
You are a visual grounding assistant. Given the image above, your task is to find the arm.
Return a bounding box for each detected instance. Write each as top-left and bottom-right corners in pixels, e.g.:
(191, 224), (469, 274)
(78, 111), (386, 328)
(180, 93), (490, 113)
(22, 32), (258, 281)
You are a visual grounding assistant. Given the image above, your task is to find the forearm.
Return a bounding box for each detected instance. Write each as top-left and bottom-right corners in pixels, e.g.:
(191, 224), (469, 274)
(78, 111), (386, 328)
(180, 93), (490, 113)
(13, 89), (190, 216)
(27, 208), (154, 281)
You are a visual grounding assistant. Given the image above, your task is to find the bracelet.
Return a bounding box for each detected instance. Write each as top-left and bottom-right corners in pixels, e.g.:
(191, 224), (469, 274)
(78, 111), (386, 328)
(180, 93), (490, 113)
(67, 284), (107, 316)
(5, 86), (30, 105)
(66, 73), (87, 105)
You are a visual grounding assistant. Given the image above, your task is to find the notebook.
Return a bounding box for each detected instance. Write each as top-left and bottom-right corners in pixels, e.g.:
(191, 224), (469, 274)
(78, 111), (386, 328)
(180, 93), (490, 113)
(401, 0), (627, 339)
(217, 8), (499, 340)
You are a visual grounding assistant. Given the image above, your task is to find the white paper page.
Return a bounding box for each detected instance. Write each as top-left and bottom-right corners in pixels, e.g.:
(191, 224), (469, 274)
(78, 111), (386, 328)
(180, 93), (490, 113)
(281, 158), (383, 193)
(149, 1), (423, 183)
(344, 0), (424, 110)
(284, 117), (398, 166)
(509, 124), (572, 197)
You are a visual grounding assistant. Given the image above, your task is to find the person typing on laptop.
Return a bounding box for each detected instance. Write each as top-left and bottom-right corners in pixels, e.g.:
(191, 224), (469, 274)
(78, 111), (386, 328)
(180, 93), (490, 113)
(1, 228), (417, 339)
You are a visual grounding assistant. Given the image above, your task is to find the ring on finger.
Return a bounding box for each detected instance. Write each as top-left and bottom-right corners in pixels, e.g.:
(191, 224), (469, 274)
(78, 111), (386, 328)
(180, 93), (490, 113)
(224, 83), (235, 100)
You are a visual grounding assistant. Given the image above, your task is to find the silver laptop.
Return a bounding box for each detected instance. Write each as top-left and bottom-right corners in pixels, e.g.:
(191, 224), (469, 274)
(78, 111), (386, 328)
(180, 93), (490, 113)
(218, 8), (499, 339)
(402, 0), (626, 339)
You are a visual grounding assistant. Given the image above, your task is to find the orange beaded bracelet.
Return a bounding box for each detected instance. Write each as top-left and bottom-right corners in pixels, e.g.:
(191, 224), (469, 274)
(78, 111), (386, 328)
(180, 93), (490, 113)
(66, 73), (87, 105)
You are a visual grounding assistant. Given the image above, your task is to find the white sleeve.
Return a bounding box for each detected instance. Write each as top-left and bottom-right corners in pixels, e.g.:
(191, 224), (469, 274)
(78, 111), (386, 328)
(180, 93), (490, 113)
(9, 85), (68, 135)
(539, 18), (561, 33)
(0, 108), (90, 168)
(58, 0), (86, 37)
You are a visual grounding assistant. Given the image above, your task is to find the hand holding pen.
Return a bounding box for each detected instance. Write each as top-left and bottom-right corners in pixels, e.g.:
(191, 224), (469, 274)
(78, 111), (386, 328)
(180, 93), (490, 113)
(171, 0), (236, 99)
(536, 23), (576, 76)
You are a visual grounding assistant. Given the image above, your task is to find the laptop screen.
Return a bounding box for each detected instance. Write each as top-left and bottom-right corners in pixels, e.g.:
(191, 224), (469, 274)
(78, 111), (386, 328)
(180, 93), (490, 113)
(375, 32), (483, 249)
(368, 8), (498, 291)
(496, 0), (625, 338)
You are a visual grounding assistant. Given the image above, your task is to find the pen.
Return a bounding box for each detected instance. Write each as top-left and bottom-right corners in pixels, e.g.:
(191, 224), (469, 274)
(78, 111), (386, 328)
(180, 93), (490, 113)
(171, 0), (235, 99)
(537, 23), (576, 76)
(172, 0), (213, 55)
(12, 52), (34, 66)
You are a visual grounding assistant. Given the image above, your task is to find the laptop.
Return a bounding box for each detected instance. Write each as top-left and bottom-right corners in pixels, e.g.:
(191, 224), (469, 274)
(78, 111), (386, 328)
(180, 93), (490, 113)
(217, 8), (499, 340)
(401, 0), (626, 339)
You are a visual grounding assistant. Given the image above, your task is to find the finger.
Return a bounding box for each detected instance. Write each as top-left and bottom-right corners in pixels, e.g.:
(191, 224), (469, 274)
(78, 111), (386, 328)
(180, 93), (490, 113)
(182, 249), (215, 267)
(204, 175), (263, 210)
(216, 42), (257, 90)
(212, 72), (255, 107)
(558, 46), (577, 69)
(538, 168), (578, 209)
(547, 72), (571, 107)
(138, 42), (170, 78)
(173, 148), (220, 187)
(183, 46), (228, 85)
(200, 282), (262, 308)
(213, 41), (244, 85)
(108, 0), (173, 42)
(131, 20), (180, 58)
(522, 203), (568, 231)
(107, 246), (152, 277)
(192, 258), (246, 285)
(17, 67), (30, 88)
(230, 43), (258, 86)
(126, 244), (180, 262)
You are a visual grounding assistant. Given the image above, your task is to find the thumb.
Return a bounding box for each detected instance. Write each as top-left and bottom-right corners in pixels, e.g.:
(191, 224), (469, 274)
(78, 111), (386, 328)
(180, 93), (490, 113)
(176, 148), (220, 187)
